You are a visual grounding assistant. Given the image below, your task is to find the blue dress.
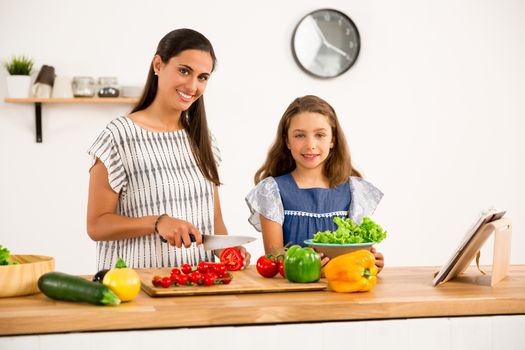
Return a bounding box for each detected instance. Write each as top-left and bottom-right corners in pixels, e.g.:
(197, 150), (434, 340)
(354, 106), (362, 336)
(245, 173), (383, 247)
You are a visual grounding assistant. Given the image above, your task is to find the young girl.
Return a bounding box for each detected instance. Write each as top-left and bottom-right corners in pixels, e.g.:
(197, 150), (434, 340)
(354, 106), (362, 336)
(87, 29), (250, 270)
(245, 95), (384, 270)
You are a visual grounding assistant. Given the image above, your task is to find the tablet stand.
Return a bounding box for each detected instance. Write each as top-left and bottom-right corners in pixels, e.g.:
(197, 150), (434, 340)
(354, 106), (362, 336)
(457, 218), (512, 286)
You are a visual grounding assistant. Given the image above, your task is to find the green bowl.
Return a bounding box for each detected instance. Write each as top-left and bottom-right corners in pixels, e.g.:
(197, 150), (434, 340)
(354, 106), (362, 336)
(304, 240), (374, 259)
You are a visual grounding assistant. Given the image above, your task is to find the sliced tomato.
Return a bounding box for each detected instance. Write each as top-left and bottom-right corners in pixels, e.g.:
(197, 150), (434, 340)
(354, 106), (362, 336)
(219, 247), (243, 271)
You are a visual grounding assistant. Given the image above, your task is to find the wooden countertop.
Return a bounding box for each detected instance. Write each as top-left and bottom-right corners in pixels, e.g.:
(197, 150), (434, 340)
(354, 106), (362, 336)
(1, 265), (525, 336)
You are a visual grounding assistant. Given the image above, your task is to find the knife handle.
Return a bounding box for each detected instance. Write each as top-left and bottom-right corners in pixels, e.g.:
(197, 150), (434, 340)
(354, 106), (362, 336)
(159, 234), (197, 244)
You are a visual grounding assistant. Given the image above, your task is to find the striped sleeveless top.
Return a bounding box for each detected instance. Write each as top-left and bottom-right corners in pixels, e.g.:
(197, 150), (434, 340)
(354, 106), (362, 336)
(87, 116), (220, 270)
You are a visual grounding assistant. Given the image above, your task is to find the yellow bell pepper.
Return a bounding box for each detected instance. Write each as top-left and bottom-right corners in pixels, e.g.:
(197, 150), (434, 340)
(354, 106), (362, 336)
(102, 258), (141, 302)
(324, 249), (378, 293)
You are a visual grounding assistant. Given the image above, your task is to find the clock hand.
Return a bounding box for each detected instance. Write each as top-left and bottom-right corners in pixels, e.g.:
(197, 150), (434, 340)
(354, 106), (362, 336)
(310, 17), (351, 61)
(324, 41), (351, 60)
(310, 18), (329, 45)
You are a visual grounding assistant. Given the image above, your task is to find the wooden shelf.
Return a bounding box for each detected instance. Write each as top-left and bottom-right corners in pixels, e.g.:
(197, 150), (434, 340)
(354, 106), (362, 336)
(4, 97), (139, 142)
(5, 97), (139, 104)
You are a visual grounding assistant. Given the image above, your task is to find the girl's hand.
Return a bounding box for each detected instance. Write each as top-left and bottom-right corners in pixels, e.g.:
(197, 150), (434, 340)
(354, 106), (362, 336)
(157, 215), (202, 248)
(371, 247), (384, 273)
(319, 251), (330, 267)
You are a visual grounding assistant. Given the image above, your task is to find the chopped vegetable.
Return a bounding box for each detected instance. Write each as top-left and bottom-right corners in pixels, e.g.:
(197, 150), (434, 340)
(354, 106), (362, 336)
(324, 250), (378, 293)
(219, 247), (243, 271)
(312, 217), (387, 244)
(0, 245), (18, 265)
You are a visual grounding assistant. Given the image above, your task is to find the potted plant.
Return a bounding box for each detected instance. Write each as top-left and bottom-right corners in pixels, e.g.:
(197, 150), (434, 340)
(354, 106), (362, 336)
(3, 55), (34, 98)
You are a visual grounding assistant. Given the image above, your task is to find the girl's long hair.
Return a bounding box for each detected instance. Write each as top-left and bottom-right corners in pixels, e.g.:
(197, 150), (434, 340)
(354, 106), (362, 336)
(254, 95), (361, 187)
(132, 28), (220, 185)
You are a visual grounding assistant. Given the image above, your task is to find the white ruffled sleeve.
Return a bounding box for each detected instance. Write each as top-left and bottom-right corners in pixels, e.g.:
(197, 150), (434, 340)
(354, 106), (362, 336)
(348, 177), (383, 225)
(245, 177), (284, 232)
(87, 129), (127, 194)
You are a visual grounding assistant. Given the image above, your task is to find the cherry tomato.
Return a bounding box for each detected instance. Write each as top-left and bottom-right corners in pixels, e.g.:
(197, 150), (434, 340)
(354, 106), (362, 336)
(177, 274), (190, 286)
(203, 275), (216, 286)
(256, 255), (278, 278)
(161, 276), (172, 288)
(219, 247), (243, 271)
(170, 274), (180, 285)
(191, 271), (204, 285)
(278, 257), (285, 277)
(214, 264), (227, 275)
(181, 264), (193, 274)
(170, 268), (181, 275)
(197, 262), (209, 274)
(152, 275), (162, 287)
(220, 272), (232, 285)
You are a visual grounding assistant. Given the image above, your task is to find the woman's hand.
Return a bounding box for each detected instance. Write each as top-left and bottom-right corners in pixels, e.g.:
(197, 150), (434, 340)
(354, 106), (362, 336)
(235, 246), (251, 270)
(215, 246), (252, 270)
(157, 215), (202, 248)
(371, 247), (384, 273)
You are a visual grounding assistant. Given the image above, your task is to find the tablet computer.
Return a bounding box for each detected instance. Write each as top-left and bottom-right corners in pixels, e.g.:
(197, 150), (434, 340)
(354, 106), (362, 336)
(432, 208), (506, 286)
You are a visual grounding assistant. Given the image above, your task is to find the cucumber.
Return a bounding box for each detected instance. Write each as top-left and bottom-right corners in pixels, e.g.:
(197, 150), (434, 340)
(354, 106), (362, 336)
(38, 272), (120, 305)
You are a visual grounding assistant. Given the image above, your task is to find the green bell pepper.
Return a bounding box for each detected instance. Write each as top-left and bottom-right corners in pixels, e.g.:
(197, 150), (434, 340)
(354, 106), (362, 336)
(284, 245), (321, 283)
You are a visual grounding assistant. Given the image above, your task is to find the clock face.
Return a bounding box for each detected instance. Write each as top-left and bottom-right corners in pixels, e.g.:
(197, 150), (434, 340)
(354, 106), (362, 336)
(292, 9), (360, 78)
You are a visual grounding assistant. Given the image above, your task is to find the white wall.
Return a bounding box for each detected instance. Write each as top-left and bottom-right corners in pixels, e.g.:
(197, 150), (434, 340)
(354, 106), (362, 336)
(1, 0), (524, 274)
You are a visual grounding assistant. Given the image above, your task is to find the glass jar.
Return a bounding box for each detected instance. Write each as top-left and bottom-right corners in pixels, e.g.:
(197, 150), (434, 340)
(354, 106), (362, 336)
(72, 77), (95, 97)
(98, 77), (119, 97)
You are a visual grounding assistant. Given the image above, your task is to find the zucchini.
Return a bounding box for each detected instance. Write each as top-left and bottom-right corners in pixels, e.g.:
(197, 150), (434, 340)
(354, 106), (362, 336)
(38, 272), (120, 305)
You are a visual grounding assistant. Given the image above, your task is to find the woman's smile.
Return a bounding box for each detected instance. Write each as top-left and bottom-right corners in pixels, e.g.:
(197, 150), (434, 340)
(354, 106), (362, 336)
(176, 89), (194, 103)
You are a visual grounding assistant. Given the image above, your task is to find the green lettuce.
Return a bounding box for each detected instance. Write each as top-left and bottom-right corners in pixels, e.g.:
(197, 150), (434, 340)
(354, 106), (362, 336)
(0, 245), (18, 265)
(312, 217), (387, 244)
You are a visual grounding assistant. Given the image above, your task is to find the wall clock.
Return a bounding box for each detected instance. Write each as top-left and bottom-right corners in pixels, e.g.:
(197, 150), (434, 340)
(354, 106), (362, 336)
(291, 9), (360, 78)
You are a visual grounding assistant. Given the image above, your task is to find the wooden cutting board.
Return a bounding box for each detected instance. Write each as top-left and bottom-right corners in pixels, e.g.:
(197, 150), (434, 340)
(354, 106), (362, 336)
(138, 265), (326, 297)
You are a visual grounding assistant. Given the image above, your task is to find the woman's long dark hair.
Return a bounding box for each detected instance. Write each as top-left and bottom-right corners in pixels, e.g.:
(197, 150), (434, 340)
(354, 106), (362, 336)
(132, 28), (220, 185)
(254, 95), (362, 187)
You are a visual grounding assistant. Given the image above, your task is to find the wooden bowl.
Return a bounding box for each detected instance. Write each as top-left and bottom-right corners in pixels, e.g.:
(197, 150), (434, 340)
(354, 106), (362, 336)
(0, 255), (55, 297)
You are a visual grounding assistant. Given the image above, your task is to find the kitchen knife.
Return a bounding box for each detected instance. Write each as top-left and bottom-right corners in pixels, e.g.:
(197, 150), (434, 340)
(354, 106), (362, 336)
(160, 234), (256, 250)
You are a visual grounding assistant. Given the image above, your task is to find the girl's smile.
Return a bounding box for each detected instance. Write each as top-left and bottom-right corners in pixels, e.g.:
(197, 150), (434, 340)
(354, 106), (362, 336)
(302, 153), (320, 161)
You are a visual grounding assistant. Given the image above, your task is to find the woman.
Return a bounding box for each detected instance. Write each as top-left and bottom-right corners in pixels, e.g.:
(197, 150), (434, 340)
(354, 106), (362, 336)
(87, 28), (250, 270)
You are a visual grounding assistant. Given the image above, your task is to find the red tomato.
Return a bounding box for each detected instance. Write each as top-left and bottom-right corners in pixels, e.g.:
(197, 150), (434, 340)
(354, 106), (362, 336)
(221, 272), (233, 284)
(191, 271), (204, 285)
(256, 255), (278, 278)
(214, 264), (227, 275)
(152, 275), (162, 287)
(203, 275), (216, 286)
(278, 258), (285, 278)
(219, 247), (243, 271)
(161, 276), (172, 288)
(170, 268), (181, 275)
(181, 264), (193, 274)
(177, 274), (190, 286)
(197, 262), (209, 274)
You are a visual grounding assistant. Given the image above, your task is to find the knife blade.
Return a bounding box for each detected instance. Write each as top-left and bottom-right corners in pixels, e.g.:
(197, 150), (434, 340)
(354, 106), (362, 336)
(160, 234), (256, 250)
(201, 235), (256, 251)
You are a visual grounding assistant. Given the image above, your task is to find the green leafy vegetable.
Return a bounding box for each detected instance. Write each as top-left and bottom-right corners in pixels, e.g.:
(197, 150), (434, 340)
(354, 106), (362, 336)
(0, 244), (18, 265)
(312, 217), (387, 244)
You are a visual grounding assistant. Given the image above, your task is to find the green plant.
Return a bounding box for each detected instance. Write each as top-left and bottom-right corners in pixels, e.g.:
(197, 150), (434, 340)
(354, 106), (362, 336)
(3, 55), (34, 75)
